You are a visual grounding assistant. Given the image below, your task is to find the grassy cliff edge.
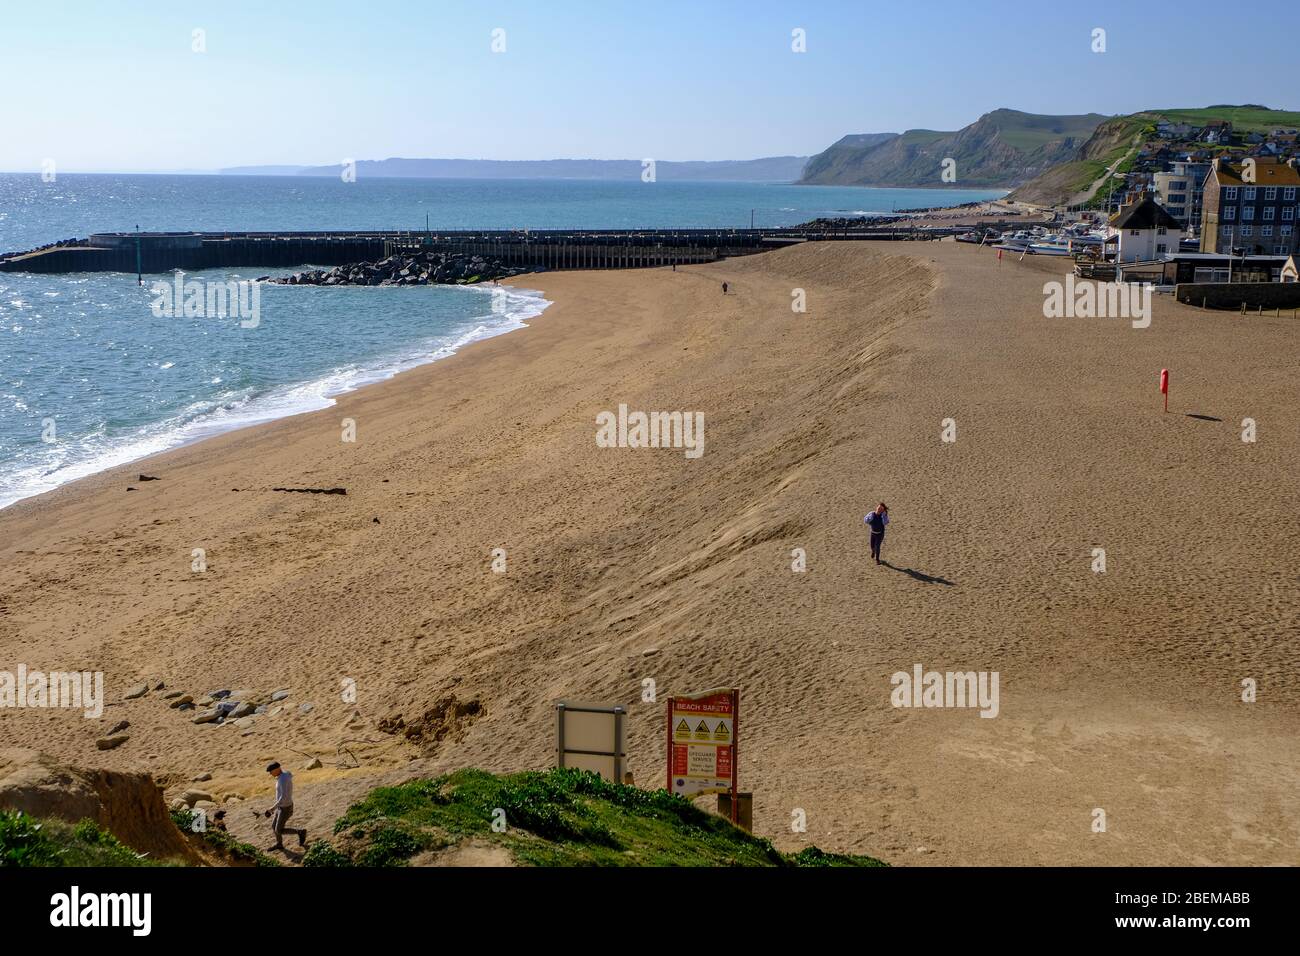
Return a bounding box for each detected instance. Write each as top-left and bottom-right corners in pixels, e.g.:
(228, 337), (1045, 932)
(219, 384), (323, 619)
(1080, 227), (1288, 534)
(303, 768), (887, 868)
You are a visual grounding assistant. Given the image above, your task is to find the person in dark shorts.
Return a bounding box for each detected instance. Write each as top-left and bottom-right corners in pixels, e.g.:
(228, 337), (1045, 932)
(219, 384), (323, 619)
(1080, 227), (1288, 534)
(263, 761), (306, 851)
(864, 502), (889, 564)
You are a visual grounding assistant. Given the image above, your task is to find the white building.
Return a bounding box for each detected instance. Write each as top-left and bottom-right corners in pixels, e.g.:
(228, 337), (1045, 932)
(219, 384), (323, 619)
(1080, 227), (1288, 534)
(1153, 161), (1209, 231)
(1106, 197), (1184, 263)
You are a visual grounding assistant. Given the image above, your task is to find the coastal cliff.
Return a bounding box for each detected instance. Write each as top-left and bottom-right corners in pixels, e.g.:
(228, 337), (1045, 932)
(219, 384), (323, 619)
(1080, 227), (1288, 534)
(799, 109), (1105, 188)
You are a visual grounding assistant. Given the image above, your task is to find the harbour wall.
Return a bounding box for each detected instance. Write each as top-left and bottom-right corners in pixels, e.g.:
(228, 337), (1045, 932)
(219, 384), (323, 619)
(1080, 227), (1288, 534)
(0, 227), (961, 275)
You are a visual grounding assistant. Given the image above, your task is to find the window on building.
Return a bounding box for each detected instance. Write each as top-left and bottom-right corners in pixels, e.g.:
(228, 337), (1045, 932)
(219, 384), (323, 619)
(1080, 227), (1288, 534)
(1284, 207), (1296, 221)
(1224, 206), (1236, 220)
(1244, 187), (1257, 200)
(1285, 187), (1297, 200)
(1282, 225), (1294, 236)
(1243, 207), (1255, 220)
(1129, 229), (1140, 236)
(1265, 187), (1277, 200)
(1156, 243), (1167, 253)
(1262, 225), (1274, 237)
(1225, 187), (1238, 199)
(1241, 225), (1254, 236)
(1157, 226), (1167, 235)
(1264, 206), (1276, 220)
(1276, 245), (1289, 255)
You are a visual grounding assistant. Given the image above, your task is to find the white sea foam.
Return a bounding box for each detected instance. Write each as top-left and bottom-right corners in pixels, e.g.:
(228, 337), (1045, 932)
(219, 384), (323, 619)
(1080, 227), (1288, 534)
(0, 285), (550, 510)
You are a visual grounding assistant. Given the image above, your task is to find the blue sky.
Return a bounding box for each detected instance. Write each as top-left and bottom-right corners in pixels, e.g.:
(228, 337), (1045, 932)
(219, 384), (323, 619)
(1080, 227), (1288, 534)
(2, 0), (1297, 171)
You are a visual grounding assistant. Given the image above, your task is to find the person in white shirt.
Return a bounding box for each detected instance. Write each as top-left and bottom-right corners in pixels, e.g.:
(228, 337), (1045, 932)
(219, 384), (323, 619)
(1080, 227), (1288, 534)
(263, 762), (307, 851)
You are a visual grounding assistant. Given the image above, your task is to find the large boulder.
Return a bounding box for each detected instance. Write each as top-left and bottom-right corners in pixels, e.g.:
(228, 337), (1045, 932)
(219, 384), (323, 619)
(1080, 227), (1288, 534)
(0, 749), (200, 863)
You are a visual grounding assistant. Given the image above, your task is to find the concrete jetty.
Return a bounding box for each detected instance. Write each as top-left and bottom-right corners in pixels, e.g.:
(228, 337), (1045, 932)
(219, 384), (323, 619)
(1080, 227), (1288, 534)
(0, 226), (962, 275)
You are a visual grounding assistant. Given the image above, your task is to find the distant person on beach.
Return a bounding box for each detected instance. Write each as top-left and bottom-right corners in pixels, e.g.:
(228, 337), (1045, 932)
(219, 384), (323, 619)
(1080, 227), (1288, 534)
(263, 762), (307, 851)
(722, 281), (728, 294)
(864, 503), (889, 565)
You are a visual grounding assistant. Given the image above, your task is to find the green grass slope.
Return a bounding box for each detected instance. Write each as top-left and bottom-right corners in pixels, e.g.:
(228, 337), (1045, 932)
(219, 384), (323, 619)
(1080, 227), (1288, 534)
(1010, 114), (1150, 206)
(169, 809), (282, 866)
(0, 806), (284, 868)
(303, 768), (887, 868)
(0, 809), (165, 867)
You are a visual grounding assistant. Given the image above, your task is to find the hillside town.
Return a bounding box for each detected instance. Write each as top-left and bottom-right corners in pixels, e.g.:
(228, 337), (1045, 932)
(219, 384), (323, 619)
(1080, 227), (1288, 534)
(952, 117), (1300, 297)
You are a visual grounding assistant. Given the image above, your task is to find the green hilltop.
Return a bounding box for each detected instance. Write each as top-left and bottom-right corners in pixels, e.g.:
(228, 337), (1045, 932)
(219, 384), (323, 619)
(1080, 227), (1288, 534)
(802, 105), (1300, 199)
(1147, 105), (1300, 131)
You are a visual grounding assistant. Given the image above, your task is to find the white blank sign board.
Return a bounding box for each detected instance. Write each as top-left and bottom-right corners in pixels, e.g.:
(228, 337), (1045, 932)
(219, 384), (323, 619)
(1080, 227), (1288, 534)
(555, 702), (626, 783)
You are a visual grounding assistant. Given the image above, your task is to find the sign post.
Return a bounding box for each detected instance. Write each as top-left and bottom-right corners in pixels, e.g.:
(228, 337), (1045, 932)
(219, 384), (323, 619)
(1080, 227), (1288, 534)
(666, 688), (739, 823)
(555, 701), (626, 783)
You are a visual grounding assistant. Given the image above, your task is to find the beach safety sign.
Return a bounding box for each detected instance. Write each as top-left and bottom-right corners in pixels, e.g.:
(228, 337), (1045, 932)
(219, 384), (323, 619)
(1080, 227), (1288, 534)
(666, 688), (738, 799)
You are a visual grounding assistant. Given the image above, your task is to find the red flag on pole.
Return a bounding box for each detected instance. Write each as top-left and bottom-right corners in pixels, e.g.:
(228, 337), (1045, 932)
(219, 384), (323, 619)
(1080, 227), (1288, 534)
(1160, 369), (1169, 412)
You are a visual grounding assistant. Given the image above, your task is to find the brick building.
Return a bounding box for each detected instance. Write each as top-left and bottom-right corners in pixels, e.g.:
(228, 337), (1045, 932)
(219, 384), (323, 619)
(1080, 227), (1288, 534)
(1201, 157), (1300, 256)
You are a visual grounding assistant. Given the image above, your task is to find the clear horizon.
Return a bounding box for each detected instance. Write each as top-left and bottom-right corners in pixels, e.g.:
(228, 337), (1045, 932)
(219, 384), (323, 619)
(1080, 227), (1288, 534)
(2, 0), (1297, 173)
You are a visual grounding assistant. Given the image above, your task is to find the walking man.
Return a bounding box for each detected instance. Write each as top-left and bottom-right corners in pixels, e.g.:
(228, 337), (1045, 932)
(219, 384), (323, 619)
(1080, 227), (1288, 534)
(263, 761), (306, 851)
(865, 502), (889, 565)
(722, 281), (728, 294)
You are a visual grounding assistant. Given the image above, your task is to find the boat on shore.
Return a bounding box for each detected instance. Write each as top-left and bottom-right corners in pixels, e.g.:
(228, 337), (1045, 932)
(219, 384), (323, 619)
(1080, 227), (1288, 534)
(995, 229), (1041, 252)
(956, 229), (1001, 245)
(997, 224), (1106, 256)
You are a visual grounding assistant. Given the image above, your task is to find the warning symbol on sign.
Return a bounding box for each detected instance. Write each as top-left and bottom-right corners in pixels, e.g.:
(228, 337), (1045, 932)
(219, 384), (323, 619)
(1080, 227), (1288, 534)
(666, 688), (739, 801)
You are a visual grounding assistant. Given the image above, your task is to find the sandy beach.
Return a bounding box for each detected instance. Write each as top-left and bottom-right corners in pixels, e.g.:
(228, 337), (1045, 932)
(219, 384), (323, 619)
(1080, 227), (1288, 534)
(1, 240), (1296, 865)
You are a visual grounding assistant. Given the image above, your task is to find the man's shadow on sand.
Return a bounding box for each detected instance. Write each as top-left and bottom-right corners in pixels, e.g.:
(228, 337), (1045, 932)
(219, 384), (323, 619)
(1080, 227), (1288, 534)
(266, 844), (306, 862)
(880, 560), (955, 586)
